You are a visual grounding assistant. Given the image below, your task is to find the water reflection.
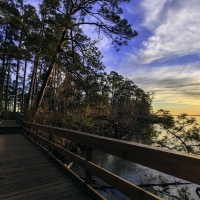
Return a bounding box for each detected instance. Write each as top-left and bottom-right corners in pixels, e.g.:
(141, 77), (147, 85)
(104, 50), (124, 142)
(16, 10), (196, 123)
(93, 151), (137, 175)
(71, 149), (200, 200)
(70, 116), (200, 199)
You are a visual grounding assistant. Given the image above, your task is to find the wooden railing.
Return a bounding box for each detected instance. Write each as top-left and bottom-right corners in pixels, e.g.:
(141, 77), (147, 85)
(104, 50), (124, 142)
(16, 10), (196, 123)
(22, 121), (200, 200)
(15, 112), (24, 125)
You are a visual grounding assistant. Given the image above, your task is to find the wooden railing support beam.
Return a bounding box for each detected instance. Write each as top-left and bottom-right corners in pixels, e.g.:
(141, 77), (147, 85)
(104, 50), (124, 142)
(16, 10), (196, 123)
(85, 147), (94, 186)
(22, 121), (200, 200)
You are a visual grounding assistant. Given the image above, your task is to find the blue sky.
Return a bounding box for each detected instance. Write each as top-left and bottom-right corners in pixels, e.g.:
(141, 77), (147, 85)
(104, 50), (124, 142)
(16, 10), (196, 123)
(27, 0), (200, 115)
(91, 0), (200, 115)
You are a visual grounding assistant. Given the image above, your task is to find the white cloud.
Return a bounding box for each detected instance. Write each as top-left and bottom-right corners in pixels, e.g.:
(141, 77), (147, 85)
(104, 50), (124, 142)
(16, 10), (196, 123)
(126, 63), (200, 105)
(141, 0), (168, 29)
(135, 0), (200, 64)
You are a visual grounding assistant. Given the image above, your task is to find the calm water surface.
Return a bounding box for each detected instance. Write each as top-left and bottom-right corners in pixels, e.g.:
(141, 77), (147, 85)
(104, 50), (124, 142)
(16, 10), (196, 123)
(71, 116), (200, 200)
(194, 116), (200, 124)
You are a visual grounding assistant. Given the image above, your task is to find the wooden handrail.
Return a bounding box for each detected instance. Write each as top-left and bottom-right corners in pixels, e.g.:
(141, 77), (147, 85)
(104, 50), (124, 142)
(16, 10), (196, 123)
(12, 112), (24, 125)
(22, 121), (200, 199)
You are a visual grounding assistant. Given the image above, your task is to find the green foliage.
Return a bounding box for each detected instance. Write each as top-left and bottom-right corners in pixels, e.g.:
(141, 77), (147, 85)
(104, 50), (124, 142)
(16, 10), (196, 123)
(0, 0), (154, 139)
(152, 111), (200, 154)
(34, 70), (153, 139)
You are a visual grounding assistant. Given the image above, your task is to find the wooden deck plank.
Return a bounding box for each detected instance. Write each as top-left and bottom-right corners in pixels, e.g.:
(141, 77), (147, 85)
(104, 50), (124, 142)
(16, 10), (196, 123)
(0, 155), (58, 169)
(1, 175), (68, 194)
(0, 161), (71, 177)
(1, 179), (69, 198)
(2, 177), (75, 193)
(7, 180), (86, 200)
(0, 162), (52, 173)
(0, 173), (65, 188)
(0, 158), (53, 169)
(0, 167), (65, 184)
(42, 189), (90, 200)
(0, 153), (49, 161)
(0, 133), (92, 200)
(0, 120), (21, 127)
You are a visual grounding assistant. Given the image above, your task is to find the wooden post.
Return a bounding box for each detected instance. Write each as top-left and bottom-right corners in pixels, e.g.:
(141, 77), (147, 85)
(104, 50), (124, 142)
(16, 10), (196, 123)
(48, 128), (53, 153)
(21, 113), (24, 123)
(27, 126), (31, 136)
(85, 147), (93, 186)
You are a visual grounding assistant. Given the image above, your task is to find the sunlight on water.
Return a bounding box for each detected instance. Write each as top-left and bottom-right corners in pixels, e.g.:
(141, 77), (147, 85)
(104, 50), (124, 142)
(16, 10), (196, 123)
(71, 116), (200, 200)
(72, 150), (200, 200)
(195, 116), (200, 125)
(155, 116), (200, 140)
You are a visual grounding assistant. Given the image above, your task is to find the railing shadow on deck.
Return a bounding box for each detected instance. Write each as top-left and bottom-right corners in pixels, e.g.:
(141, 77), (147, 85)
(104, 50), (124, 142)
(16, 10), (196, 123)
(15, 113), (200, 200)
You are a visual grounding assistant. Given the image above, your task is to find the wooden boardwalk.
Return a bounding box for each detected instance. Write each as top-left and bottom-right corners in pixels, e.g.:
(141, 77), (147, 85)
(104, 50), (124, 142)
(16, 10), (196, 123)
(0, 120), (21, 127)
(1, 118), (200, 199)
(0, 132), (93, 200)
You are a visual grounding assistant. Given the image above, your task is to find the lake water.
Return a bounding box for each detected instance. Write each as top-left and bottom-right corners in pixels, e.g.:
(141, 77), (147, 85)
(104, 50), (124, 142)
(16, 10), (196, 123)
(194, 116), (200, 125)
(175, 115), (200, 124)
(154, 116), (200, 149)
(71, 116), (200, 200)
(72, 151), (200, 200)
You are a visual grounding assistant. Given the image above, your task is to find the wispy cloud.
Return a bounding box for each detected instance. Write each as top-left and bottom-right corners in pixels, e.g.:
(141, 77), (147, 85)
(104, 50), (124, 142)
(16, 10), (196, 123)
(114, 0), (200, 108)
(24, 0), (200, 111)
(127, 63), (200, 105)
(135, 0), (200, 64)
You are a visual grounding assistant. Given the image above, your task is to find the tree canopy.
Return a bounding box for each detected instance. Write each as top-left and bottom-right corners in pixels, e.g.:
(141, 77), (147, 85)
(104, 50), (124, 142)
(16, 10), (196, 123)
(1, 1), (199, 150)
(1, 0), (156, 139)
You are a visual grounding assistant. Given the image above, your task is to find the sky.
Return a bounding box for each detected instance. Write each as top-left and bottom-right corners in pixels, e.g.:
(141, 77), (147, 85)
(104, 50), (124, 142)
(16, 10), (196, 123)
(27, 0), (200, 115)
(94, 0), (200, 115)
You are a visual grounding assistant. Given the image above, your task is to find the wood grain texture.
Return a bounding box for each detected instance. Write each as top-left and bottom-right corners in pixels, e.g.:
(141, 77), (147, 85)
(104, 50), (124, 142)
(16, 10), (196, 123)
(0, 134), (94, 200)
(0, 120), (21, 127)
(24, 127), (162, 200)
(23, 122), (200, 186)
(85, 147), (94, 186)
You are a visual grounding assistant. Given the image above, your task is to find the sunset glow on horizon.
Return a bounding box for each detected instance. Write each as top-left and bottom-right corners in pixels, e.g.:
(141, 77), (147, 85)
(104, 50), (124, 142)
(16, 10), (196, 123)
(153, 103), (200, 116)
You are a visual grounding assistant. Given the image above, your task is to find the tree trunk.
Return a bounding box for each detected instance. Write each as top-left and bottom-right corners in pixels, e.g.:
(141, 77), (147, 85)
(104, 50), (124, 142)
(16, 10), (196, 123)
(0, 55), (8, 111)
(14, 31), (23, 112)
(26, 18), (45, 108)
(5, 58), (11, 112)
(14, 59), (20, 112)
(0, 55), (6, 94)
(26, 55), (39, 108)
(33, 59), (57, 122)
(21, 58), (27, 112)
(0, 25), (8, 108)
(32, 31), (67, 122)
